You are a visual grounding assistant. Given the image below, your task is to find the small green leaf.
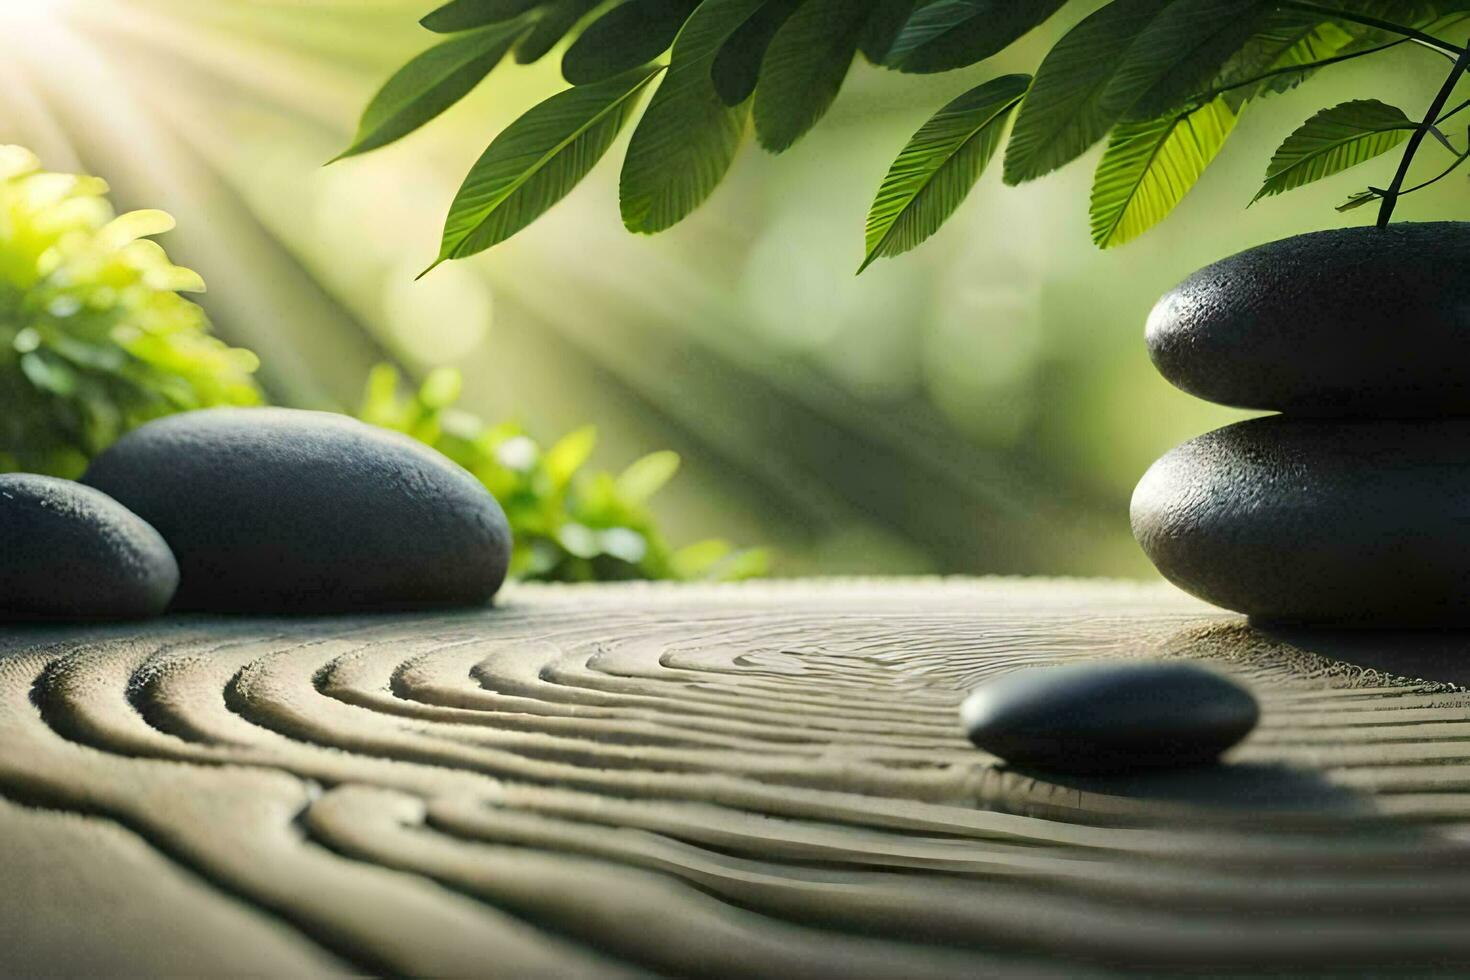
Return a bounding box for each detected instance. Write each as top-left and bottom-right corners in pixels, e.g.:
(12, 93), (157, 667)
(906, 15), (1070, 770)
(1003, 0), (1172, 185)
(1253, 99), (1415, 203)
(419, 368), (463, 409)
(1090, 96), (1238, 249)
(427, 65), (665, 272)
(671, 539), (733, 577)
(516, 0), (600, 64)
(545, 425), (597, 487)
(861, 73), (1029, 273)
(20, 352), (79, 397)
(617, 449), (680, 502)
(333, 23), (525, 161)
(753, 0), (872, 152)
(562, 0), (699, 84)
(422, 0), (543, 32)
(620, 0), (768, 234)
(886, 0), (1066, 75)
(710, 546), (771, 580)
(1337, 188), (1381, 212)
(710, 0), (801, 107)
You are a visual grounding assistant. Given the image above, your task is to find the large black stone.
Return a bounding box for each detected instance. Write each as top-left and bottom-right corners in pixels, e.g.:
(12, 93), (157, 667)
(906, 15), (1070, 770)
(82, 408), (512, 613)
(0, 473), (178, 620)
(1147, 222), (1470, 416)
(960, 662), (1258, 774)
(1132, 416), (1470, 625)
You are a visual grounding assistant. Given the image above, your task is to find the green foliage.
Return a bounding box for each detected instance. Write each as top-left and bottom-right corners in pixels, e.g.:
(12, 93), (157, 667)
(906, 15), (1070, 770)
(1003, 0), (1173, 186)
(884, 0), (1068, 75)
(619, 0), (763, 234)
(351, 1), (1470, 270)
(0, 146), (763, 585)
(562, 0), (698, 84)
(334, 22), (527, 161)
(360, 364), (770, 583)
(1254, 98), (1416, 201)
(427, 64), (664, 271)
(1091, 96), (1239, 248)
(861, 73), (1029, 271)
(0, 147), (261, 478)
(752, 0), (870, 152)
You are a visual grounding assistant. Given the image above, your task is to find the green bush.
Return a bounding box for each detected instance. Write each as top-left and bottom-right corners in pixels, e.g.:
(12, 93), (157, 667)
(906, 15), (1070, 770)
(0, 147), (764, 583)
(360, 364), (769, 583)
(0, 146), (261, 476)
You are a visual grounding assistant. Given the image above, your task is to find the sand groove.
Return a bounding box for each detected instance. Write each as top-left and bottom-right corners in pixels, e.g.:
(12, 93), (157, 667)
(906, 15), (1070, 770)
(4, 579), (1470, 975)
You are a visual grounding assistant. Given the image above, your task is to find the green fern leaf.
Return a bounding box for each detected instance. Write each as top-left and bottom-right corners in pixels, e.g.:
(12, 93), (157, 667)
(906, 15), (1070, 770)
(620, 0), (768, 234)
(1112, 0), (1271, 123)
(860, 0), (920, 64)
(753, 0), (873, 152)
(422, 0), (543, 32)
(710, 0), (801, 107)
(427, 66), (665, 272)
(562, 0), (699, 85)
(1002, 0), (1172, 185)
(332, 22), (526, 161)
(1253, 99), (1415, 203)
(1215, 16), (1356, 106)
(1090, 96), (1238, 249)
(886, 0), (1067, 75)
(861, 74), (1029, 273)
(516, 0), (600, 63)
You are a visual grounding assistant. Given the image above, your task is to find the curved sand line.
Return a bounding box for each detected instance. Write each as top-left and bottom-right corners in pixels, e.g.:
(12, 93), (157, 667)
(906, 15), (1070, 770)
(4, 579), (1470, 974)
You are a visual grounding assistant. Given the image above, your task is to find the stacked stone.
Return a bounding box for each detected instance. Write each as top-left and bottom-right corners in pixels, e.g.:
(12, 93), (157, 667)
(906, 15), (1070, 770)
(1131, 222), (1470, 626)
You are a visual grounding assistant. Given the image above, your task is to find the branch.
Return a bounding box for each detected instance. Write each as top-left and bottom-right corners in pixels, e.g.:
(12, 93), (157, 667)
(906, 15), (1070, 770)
(1400, 146), (1470, 195)
(1190, 36), (1408, 107)
(1378, 46), (1470, 227)
(1278, 2), (1468, 58)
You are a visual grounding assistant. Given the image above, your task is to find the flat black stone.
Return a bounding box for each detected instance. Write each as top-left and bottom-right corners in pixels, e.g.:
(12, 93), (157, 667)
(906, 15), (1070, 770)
(0, 473), (178, 620)
(1147, 222), (1470, 416)
(82, 408), (511, 613)
(1133, 416), (1470, 625)
(960, 662), (1258, 774)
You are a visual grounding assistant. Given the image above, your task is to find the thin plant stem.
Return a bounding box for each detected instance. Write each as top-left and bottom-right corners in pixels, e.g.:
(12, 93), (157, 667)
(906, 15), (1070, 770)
(1377, 46), (1470, 227)
(1192, 37), (1407, 106)
(1400, 147), (1470, 196)
(1278, 1), (1467, 58)
(1437, 96), (1470, 127)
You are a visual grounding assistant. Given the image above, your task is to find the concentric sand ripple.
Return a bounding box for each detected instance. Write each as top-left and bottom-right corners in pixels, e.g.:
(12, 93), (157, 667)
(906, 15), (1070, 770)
(5, 579), (1470, 975)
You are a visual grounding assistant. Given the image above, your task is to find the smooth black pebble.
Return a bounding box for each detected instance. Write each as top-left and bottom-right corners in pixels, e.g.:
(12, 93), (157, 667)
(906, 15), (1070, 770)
(1132, 416), (1470, 625)
(0, 473), (178, 620)
(82, 407), (512, 613)
(960, 662), (1258, 774)
(1147, 222), (1470, 416)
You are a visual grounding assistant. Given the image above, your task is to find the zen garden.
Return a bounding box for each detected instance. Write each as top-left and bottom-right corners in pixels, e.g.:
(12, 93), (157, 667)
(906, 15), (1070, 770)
(4, 0), (1470, 975)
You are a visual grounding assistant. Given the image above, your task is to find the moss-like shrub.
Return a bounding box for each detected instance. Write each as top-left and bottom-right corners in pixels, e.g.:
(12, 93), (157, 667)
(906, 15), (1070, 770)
(0, 146), (260, 476)
(361, 364), (769, 583)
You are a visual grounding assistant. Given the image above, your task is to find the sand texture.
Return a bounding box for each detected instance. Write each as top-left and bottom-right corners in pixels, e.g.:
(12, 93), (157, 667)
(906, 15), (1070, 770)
(2, 579), (1469, 975)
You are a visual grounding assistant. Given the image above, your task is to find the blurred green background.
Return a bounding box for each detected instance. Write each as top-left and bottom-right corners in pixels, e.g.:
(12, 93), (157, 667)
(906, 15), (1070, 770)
(5, 0), (1468, 578)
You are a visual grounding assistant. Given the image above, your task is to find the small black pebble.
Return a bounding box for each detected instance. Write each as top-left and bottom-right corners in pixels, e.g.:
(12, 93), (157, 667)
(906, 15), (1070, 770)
(960, 662), (1258, 774)
(0, 473), (178, 620)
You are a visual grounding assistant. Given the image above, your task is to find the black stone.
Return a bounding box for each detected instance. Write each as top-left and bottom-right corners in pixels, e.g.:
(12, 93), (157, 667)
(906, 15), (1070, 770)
(1147, 222), (1470, 416)
(0, 473), (178, 620)
(960, 662), (1258, 774)
(1132, 416), (1470, 626)
(82, 408), (512, 613)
